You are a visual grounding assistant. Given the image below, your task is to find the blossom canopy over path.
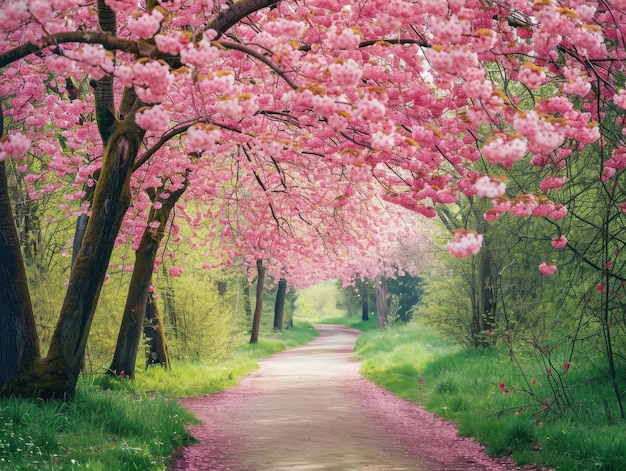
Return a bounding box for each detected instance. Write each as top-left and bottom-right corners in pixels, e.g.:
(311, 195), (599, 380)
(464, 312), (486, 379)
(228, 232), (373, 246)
(1, 0), (626, 397)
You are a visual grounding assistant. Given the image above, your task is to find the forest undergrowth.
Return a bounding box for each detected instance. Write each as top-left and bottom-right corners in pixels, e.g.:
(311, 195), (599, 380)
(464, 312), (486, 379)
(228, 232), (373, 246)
(348, 319), (626, 471)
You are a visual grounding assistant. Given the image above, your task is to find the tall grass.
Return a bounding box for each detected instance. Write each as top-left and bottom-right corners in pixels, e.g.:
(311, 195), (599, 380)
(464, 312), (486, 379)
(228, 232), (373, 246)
(354, 320), (626, 471)
(0, 322), (319, 470)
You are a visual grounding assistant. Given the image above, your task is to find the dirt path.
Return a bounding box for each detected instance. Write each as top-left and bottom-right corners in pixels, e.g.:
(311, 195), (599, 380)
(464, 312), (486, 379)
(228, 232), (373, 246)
(169, 324), (546, 471)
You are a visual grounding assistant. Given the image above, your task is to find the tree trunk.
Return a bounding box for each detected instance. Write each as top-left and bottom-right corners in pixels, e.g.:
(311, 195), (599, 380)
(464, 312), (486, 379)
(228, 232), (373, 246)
(273, 278), (287, 331)
(2, 119), (142, 399)
(0, 159), (40, 391)
(375, 276), (388, 329)
(243, 278), (252, 327)
(144, 291), (170, 370)
(361, 282), (369, 321)
(250, 259), (265, 344)
(475, 218), (494, 348)
(109, 180), (187, 378)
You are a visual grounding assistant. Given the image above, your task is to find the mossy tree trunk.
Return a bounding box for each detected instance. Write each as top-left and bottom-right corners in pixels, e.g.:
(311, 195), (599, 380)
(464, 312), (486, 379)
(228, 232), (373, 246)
(1, 118), (142, 399)
(108, 178), (188, 378)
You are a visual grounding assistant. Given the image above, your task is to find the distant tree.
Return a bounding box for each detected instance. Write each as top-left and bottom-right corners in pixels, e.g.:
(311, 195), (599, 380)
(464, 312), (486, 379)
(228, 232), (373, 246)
(250, 260), (266, 344)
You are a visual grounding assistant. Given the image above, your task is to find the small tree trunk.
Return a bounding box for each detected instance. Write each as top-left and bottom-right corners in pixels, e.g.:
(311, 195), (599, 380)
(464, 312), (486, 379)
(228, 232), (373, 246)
(109, 179), (187, 378)
(361, 282), (369, 321)
(375, 276), (388, 329)
(243, 278), (252, 327)
(273, 278), (287, 331)
(250, 259), (265, 344)
(163, 282), (177, 337)
(475, 217), (494, 348)
(144, 291), (170, 369)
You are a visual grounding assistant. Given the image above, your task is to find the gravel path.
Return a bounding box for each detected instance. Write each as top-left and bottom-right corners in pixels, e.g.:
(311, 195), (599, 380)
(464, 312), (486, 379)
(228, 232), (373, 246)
(168, 324), (547, 471)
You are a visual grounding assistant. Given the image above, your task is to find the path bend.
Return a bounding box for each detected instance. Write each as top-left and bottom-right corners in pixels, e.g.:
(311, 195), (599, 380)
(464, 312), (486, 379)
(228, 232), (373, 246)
(169, 324), (546, 471)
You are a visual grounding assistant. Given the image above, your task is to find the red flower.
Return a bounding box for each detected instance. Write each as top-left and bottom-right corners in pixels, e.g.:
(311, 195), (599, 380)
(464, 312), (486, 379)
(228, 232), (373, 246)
(498, 382), (505, 389)
(563, 361), (571, 372)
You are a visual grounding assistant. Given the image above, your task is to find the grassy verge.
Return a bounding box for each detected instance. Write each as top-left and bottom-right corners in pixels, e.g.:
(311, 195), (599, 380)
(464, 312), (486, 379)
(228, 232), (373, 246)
(0, 322), (319, 470)
(353, 320), (626, 471)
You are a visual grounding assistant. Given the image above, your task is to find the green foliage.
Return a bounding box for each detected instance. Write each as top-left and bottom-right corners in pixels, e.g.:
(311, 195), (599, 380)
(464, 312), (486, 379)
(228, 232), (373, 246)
(386, 273), (423, 323)
(0, 385), (194, 470)
(294, 280), (348, 321)
(355, 321), (626, 470)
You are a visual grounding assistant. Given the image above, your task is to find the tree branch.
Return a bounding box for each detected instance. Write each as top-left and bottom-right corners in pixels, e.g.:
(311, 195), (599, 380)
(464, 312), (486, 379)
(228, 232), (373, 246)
(208, 0), (280, 37)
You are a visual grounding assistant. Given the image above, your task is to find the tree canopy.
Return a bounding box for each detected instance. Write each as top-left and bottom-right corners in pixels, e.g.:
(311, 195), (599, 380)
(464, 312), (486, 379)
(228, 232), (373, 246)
(2, 0), (626, 397)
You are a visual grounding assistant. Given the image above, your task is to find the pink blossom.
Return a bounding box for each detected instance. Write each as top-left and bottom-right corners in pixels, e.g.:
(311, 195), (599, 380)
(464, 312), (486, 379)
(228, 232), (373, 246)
(472, 29), (497, 52)
(104, 0), (137, 12)
(510, 195), (538, 217)
(492, 197), (511, 213)
(127, 8), (164, 39)
(0, 132), (31, 161)
(448, 230), (483, 258)
(562, 73), (592, 97)
(613, 90), (626, 110)
(370, 131), (394, 152)
(44, 55), (75, 75)
(180, 38), (220, 69)
(264, 19), (305, 39)
(52, 0), (80, 12)
(481, 136), (527, 167)
(474, 176), (506, 198)
(216, 96), (243, 118)
(533, 199), (555, 217)
(62, 44), (114, 80)
(518, 64), (547, 90)
(327, 27), (361, 50)
(155, 31), (189, 55)
(551, 236), (568, 249)
(549, 205), (568, 220)
(429, 14), (467, 44)
(187, 124), (222, 150)
(29, 0), (53, 23)
(421, 0), (447, 15)
(169, 265), (184, 277)
(539, 262), (557, 276)
(483, 210), (499, 222)
(427, 46), (479, 78)
(539, 176), (567, 192)
(0, 1), (30, 32)
(357, 98), (386, 122)
(513, 111), (565, 154)
(135, 105), (169, 132)
(329, 59), (363, 87)
(131, 60), (173, 103)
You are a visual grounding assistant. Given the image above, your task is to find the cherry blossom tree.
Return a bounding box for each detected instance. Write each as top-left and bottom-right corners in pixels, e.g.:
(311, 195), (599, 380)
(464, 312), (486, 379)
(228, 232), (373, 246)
(2, 0), (626, 400)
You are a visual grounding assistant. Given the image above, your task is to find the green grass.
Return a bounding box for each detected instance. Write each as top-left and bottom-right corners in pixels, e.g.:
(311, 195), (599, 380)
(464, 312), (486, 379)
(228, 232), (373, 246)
(351, 320), (626, 470)
(0, 322), (319, 470)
